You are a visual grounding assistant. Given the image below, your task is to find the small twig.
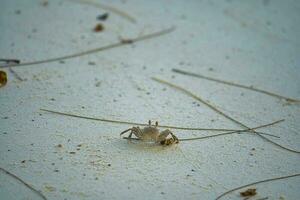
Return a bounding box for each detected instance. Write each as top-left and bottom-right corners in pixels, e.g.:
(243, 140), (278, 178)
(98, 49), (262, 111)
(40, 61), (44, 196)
(0, 59), (20, 64)
(122, 119), (283, 142)
(172, 68), (300, 103)
(9, 67), (23, 81)
(69, 0), (136, 23)
(0, 167), (47, 200)
(0, 27), (175, 69)
(1, 59), (23, 80)
(215, 173), (300, 200)
(40, 108), (279, 137)
(152, 77), (300, 154)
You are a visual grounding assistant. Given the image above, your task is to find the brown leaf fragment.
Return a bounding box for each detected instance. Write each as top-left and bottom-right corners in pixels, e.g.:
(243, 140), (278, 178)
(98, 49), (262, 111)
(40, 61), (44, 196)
(93, 23), (104, 32)
(0, 71), (7, 87)
(240, 188), (257, 197)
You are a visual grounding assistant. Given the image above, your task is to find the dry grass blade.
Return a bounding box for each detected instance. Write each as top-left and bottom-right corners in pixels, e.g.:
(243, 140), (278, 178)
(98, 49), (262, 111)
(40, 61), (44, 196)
(172, 68), (300, 103)
(0, 27), (175, 69)
(152, 77), (300, 154)
(215, 173), (300, 200)
(40, 108), (277, 133)
(0, 167), (47, 200)
(122, 119), (283, 142)
(0, 59), (20, 64)
(179, 119), (283, 141)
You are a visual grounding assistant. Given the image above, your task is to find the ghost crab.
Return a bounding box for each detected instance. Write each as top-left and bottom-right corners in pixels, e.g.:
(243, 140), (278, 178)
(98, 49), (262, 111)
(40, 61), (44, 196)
(120, 120), (179, 145)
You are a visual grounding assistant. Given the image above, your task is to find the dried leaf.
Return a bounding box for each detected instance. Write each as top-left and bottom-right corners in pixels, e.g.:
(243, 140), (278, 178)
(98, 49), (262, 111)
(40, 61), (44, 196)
(0, 71), (7, 87)
(240, 188), (257, 197)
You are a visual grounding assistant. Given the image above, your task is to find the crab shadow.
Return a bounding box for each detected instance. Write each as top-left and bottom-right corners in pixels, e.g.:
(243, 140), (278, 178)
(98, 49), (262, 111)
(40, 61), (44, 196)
(110, 137), (180, 153)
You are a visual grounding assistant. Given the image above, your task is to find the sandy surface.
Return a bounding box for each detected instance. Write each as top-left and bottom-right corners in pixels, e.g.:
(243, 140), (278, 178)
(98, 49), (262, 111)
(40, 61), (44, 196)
(0, 0), (300, 199)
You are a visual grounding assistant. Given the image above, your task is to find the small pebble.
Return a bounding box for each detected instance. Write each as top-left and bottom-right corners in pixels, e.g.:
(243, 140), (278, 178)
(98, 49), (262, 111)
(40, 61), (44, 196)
(94, 23), (104, 32)
(97, 13), (109, 21)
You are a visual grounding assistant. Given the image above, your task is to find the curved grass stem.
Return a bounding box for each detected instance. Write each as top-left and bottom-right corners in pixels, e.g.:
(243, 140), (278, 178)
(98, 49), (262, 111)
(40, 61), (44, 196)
(215, 173), (300, 200)
(0, 167), (47, 200)
(0, 27), (175, 69)
(172, 68), (300, 103)
(152, 77), (300, 154)
(40, 108), (280, 137)
(122, 119), (283, 142)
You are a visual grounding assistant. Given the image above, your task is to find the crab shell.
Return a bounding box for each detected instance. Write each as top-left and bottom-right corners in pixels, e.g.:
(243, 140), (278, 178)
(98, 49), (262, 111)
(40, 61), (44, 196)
(140, 126), (160, 141)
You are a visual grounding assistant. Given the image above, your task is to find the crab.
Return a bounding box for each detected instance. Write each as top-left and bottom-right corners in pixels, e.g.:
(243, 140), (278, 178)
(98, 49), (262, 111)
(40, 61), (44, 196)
(120, 120), (179, 145)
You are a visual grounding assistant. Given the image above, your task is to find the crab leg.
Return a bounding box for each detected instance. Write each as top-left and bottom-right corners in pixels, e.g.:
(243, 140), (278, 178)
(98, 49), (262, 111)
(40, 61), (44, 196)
(120, 128), (132, 136)
(132, 127), (143, 138)
(170, 132), (179, 143)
